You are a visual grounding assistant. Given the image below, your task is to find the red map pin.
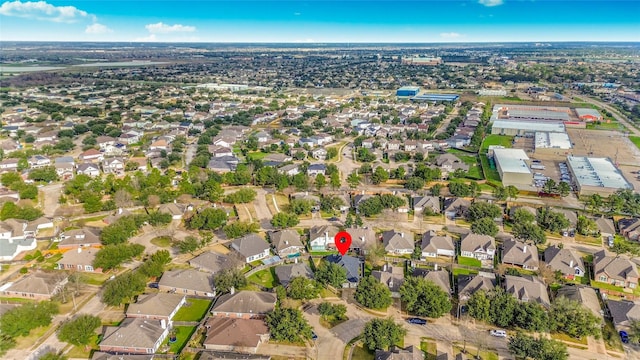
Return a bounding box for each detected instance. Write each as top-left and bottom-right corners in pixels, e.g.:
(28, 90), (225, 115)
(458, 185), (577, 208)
(334, 231), (352, 256)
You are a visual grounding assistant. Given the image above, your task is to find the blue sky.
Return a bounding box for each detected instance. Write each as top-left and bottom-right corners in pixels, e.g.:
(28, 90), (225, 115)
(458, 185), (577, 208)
(0, 0), (638, 42)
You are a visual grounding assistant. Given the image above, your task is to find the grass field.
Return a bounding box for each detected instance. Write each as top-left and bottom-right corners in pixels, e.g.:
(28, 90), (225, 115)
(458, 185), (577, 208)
(481, 135), (513, 153)
(164, 326), (196, 353)
(630, 136), (640, 151)
(173, 299), (212, 321)
(150, 236), (172, 247)
(551, 332), (588, 345)
(479, 154), (502, 185)
(247, 267), (279, 288)
(452, 267), (479, 276)
(458, 256), (482, 267)
(421, 338), (437, 360)
(247, 151), (268, 160)
(351, 343), (375, 360)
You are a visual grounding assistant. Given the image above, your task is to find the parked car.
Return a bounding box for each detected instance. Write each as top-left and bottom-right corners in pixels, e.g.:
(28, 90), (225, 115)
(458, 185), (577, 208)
(490, 329), (507, 338)
(407, 318), (427, 325)
(620, 331), (629, 344)
(148, 282), (159, 289)
(311, 331), (318, 340)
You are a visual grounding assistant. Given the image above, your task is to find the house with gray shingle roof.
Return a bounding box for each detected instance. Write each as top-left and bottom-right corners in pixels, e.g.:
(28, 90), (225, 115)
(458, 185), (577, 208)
(274, 263), (313, 287)
(457, 273), (496, 303)
(211, 291), (276, 319)
(421, 230), (455, 258)
(325, 254), (363, 287)
(503, 275), (550, 308)
(606, 299), (640, 332)
(188, 251), (239, 274)
(557, 286), (602, 319)
(269, 230), (304, 257)
(230, 234), (270, 263)
(595, 217), (616, 238)
(501, 239), (538, 271)
(126, 293), (186, 321)
(543, 246), (585, 279)
(424, 270), (451, 296)
(372, 265), (404, 297)
(460, 233), (495, 260)
(99, 317), (169, 354)
(593, 250), (638, 290)
(0, 271), (68, 300)
(412, 196), (440, 214)
(381, 230), (414, 255)
(158, 269), (215, 297)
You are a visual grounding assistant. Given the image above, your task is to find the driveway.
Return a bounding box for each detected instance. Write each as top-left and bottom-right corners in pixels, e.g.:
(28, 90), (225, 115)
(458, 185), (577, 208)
(39, 183), (63, 217)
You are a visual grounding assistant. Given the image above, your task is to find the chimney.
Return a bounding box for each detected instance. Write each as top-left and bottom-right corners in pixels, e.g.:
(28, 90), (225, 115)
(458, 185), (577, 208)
(434, 264), (439, 271)
(569, 260), (574, 268)
(174, 199), (177, 204)
(230, 287), (235, 295)
(383, 264), (387, 272)
(400, 232), (404, 238)
(160, 319), (166, 329)
(522, 245), (527, 253)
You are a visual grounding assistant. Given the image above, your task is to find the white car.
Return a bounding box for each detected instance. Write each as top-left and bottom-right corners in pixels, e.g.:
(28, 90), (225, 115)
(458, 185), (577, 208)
(490, 329), (507, 338)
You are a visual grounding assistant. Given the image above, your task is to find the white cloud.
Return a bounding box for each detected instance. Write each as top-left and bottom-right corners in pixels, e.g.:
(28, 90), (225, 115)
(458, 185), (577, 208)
(478, 0), (504, 7)
(0, 0), (92, 23)
(440, 32), (462, 39)
(85, 23), (112, 34)
(135, 34), (157, 42)
(145, 22), (196, 34)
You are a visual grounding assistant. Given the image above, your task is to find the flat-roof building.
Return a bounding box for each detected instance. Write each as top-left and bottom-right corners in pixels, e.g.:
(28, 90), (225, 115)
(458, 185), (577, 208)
(478, 89), (507, 97)
(566, 156), (633, 196)
(492, 148), (533, 188)
(396, 86), (420, 97)
(410, 94), (459, 102)
(534, 132), (573, 154)
(490, 104), (572, 122)
(491, 120), (565, 136)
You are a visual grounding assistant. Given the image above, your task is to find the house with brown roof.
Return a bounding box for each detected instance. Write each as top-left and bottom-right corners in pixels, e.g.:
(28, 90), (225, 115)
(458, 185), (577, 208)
(501, 239), (538, 271)
(443, 197), (471, 219)
(346, 227), (376, 254)
(188, 251), (239, 274)
(381, 230), (414, 255)
(421, 230), (455, 258)
(412, 196), (440, 214)
(57, 247), (101, 273)
(79, 148), (104, 163)
(460, 233), (495, 261)
(619, 218), (640, 241)
(268, 230), (304, 257)
(543, 246), (585, 280)
(126, 293), (186, 321)
(503, 275), (550, 308)
(372, 264), (404, 297)
(203, 317), (269, 354)
(0, 271), (68, 300)
(274, 263), (313, 287)
(158, 269), (215, 297)
(423, 270), (452, 295)
(595, 217), (616, 239)
(58, 228), (101, 250)
(158, 202), (187, 220)
(230, 234), (270, 263)
(210, 291), (276, 319)
(593, 250), (638, 290)
(457, 273), (496, 303)
(99, 318), (169, 355)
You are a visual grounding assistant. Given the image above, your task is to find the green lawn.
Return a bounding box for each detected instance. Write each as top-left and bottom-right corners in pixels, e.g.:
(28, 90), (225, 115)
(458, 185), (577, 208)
(173, 299), (212, 322)
(479, 154), (502, 185)
(164, 326), (196, 353)
(630, 136), (640, 151)
(247, 267), (279, 288)
(247, 151), (268, 160)
(150, 236), (172, 247)
(590, 281), (625, 293)
(586, 122), (623, 131)
(452, 267), (479, 276)
(550, 332), (588, 345)
(481, 135), (513, 153)
(351, 343), (375, 360)
(458, 256), (482, 267)
(421, 338), (437, 360)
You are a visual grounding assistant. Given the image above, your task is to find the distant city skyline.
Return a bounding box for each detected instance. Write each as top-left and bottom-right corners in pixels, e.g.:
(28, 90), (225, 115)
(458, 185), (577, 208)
(0, 0), (639, 43)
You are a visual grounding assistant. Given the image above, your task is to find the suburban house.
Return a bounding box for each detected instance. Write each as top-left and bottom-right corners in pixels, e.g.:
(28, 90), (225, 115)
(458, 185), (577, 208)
(79, 148), (104, 162)
(274, 263), (314, 287)
(311, 147), (328, 160)
(619, 218), (640, 241)
(278, 164), (300, 176)
(230, 234), (271, 263)
(423, 270), (452, 295)
(501, 239), (539, 271)
(0, 271), (68, 300)
(460, 233), (496, 260)
(504, 275), (551, 308)
(372, 264), (404, 297)
(307, 163), (327, 176)
(102, 157), (125, 175)
(421, 230), (455, 258)
(435, 153), (469, 176)
(0, 219), (36, 261)
(457, 273), (497, 303)
(374, 346), (423, 360)
(595, 217), (616, 239)
(158, 202), (187, 220)
(76, 163), (101, 177)
(543, 246), (585, 279)
(203, 317), (269, 354)
(412, 196), (441, 214)
(188, 251), (239, 274)
(91, 352), (155, 360)
(593, 250), (638, 290)
(606, 299), (640, 332)
(557, 286), (602, 319)
(210, 291), (277, 319)
(58, 228), (101, 250)
(126, 293), (186, 321)
(158, 269), (216, 297)
(325, 254), (363, 287)
(27, 155), (51, 168)
(309, 225), (340, 251)
(381, 230), (414, 255)
(57, 248), (101, 273)
(443, 197), (471, 219)
(346, 227), (376, 254)
(99, 318), (170, 355)
(268, 230), (305, 257)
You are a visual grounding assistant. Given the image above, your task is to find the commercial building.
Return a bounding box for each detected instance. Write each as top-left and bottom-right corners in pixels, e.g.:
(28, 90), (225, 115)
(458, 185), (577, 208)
(534, 132), (572, 154)
(575, 108), (603, 122)
(492, 148), (533, 188)
(396, 86), (420, 97)
(566, 156), (633, 196)
(478, 89), (507, 96)
(401, 57), (442, 66)
(410, 94), (460, 102)
(491, 120), (565, 136)
(490, 104), (571, 122)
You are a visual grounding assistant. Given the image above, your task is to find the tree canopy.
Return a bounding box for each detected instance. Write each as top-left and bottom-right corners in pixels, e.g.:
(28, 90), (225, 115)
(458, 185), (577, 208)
(399, 277), (451, 318)
(265, 307), (313, 343)
(57, 315), (101, 347)
(362, 318), (407, 351)
(354, 276), (393, 310)
(315, 261), (347, 288)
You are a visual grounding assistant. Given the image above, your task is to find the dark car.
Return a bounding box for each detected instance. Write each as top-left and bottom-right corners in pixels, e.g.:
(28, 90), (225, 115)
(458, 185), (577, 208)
(148, 282), (159, 289)
(620, 331), (629, 344)
(328, 217), (340, 222)
(407, 317), (427, 325)
(311, 331), (318, 340)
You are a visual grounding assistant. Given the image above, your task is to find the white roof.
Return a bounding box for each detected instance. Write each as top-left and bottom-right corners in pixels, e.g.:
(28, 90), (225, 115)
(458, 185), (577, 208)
(575, 108), (601, 118)
(493, 148), (532, 174)
(492, 120), (565, 133)
(508, 109), (570, 121)
(567, 156), (632, 190)
(534, 132), (572, 150)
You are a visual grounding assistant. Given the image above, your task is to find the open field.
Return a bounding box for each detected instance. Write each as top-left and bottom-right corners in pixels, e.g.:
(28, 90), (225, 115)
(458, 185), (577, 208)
(481, 134), (513, 153)
(173, 298), (212, 321)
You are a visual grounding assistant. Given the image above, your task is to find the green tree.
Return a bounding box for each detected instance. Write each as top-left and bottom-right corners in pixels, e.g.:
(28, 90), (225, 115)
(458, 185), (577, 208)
(371, 167), (390, 185)
(213, 269), (247, 294)
(289, 199), (313, 215)
(101, 272), (146, 306)
(320, 195), (345, 213)
(404, 177), (425, 191)
(576, 215), (597, 236)
(399, 277), (452, 318)
(362, 318), (406, 351)
(271, 212), (300, 228)
(536, 207), (570, 233)
(175, 236), (202, 254)
(38, 352), (67, 360)
(355, 276), (393, 310)
(223, 221), (259, 239)
(265, 307), (313, 343)
(347, 171), (361, 189)
(557, 181), (571, 197)
(512, 207), (536, 224)
(550, 296), (601, 338)
(508, 332), (568, 360)
(0, 302), (58, 338)
(315, 261), (347, 288)
(543, 178), (557, 194)
(330, 172), (341, 190)
(286, 277), (320, 300)
(467, 202), (502, 222)
(467, 290), (491, 322)
(224, 188), (257, 203)
(317, 302), (347, 321)
(315, 173), (326, 190)
(93, 243), (144, 271)
(187, 208), (227, 230)
(512, 222), (547, 244)
(57, 315), (101, 347)
(471, 217), (499, 236)
(506, 185), (519, 201)
(430, 184), (442, 196)
(493, 186), (507, 201)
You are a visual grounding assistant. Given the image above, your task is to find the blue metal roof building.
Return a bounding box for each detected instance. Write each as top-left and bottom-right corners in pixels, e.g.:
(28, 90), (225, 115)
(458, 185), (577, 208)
(396, 86), (420, 97)
(410, 94), (460, 102)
